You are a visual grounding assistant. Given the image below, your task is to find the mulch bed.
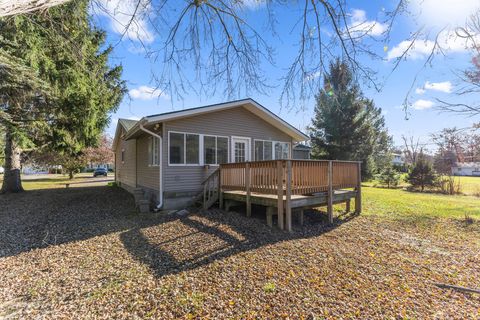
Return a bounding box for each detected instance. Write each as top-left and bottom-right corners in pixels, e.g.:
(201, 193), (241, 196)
(0, 186), (479, 319)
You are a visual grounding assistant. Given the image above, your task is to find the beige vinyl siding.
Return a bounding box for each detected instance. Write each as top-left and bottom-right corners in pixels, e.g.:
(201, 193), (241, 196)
(162, 106), (293, 193)
(115, 128), (137, 189)
(136, 134), (160, 192)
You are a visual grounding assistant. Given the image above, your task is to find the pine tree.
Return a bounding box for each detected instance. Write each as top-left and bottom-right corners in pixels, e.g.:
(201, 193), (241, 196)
(309, 59), (392, 179)
(0, 1), (126, 193)
(407, 157), (437, 191)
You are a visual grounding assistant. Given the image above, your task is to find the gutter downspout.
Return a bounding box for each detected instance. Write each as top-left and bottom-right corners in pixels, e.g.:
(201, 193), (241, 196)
(139, 124), (163, 209)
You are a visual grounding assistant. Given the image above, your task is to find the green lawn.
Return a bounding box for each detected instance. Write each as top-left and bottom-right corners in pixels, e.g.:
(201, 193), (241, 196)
(361, 186), (480, 221)
(457, 176), (480, 196)
(0, 173), (112, 190)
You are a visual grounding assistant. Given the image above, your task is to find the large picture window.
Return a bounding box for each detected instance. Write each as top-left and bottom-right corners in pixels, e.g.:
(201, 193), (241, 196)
(148, 137), (160, 166)
(169, 132), (200, 165)
(204, 135), (229, 165)
(254, 140), (289, 160)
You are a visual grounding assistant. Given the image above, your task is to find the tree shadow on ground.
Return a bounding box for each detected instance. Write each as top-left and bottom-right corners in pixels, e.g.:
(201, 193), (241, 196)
(0, 184), (357, 279)
(120, 204), (358, 279)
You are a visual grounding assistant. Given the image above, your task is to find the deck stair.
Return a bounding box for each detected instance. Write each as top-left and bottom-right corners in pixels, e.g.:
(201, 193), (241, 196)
(201, 168), (220, 209)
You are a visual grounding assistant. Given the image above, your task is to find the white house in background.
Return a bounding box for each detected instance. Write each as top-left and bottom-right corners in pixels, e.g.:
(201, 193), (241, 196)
(451, 162), (480, 176)
(392, 152), (405, 166)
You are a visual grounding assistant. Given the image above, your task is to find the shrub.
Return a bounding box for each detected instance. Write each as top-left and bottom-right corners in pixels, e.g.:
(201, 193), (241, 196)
(407, 159), (437, 191)
(375, 166), (401, 188)
(436, 175), (462, 195)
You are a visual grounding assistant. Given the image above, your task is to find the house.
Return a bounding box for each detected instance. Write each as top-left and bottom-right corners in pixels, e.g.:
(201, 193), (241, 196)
(392, 152), (405, 166)
(451, 162), (480, 176)
(292, 143), (311, 159)
(113, 98), (309, 210)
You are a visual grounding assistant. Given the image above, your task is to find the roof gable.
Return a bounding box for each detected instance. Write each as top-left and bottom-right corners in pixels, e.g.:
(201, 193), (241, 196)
(137, 98), (307, 142)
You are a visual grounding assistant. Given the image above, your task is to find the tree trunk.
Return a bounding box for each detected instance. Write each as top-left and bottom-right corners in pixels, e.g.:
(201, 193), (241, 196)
(69, 170), (74, 179)
(1, 127), (24, 193)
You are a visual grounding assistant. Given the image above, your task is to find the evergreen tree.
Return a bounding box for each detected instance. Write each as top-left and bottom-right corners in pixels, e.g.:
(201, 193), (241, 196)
(309, 59), (392, 179)
(0, 1), (126, 193)
(407, 157), (437, 191)
(375, 165), (401, 188)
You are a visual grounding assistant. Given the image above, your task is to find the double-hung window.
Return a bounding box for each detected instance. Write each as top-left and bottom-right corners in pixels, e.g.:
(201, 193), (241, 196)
(169, 132), (200, 165)
(254, 140), (290, 160)
(148, 137), (160, 166)
(204, 135), (229, 165)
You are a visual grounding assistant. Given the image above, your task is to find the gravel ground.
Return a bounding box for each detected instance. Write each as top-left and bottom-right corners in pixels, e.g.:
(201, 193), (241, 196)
(0, 186), (479, 319)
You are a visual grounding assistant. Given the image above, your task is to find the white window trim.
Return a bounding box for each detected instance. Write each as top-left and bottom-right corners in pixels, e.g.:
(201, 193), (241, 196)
(254, 139), (291, 160)
(203, 134), (230, 166)
(167, 131), (230, 167)
(168, 131), (202, 166)
(148, 136), (161, 167)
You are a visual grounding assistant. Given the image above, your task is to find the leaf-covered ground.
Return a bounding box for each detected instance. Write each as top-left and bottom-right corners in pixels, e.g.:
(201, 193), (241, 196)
(0, 184), (479, 319)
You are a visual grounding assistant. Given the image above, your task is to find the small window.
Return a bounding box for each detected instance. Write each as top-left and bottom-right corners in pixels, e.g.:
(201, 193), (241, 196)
(169, 132), (200, 165)
(255, 140), (273, 161)
(121, 149), (125, 163)
(275, 142), (289, 159)
(148, 137), (160, 166)
(204, 135), (229, 165)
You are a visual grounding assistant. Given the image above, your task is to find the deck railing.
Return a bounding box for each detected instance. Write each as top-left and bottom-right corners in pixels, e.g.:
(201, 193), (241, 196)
(219, 159), (361, 231)
(220, 159), (360, 196)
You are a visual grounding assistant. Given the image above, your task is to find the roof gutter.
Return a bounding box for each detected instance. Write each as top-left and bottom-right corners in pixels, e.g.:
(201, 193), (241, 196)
(139, 124), (163, 210)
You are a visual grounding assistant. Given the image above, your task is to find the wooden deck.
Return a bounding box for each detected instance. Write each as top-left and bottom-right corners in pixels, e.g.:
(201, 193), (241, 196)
(203, 160), (361, 232)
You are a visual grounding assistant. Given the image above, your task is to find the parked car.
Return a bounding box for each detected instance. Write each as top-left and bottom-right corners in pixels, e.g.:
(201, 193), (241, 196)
(93, 167), (108, 177)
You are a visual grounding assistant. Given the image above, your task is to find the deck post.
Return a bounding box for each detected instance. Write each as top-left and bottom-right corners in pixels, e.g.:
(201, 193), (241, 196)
(276, 160), (284, 230)
(298, 209), (304, 226)
(245, 162), (251, 217)
(266, 206), (274, 227)
(218, 169), (224, 209)
(346, 199), (351, 213)
(327, 160), (333, 224)
(355, 162), (362, 214)
(285, 160), (292, 232)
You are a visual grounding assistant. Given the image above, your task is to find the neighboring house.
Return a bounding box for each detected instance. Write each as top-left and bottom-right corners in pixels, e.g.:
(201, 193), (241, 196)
(451, 162), (480, 176)
(292, 143), (311, 159)
(113, 98), (308, 210)
(392, 152), (405, 166)
(85, 163), (114, 171)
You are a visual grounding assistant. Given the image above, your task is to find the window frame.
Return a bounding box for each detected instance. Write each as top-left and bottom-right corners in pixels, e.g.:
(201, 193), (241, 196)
(121, 149), (125, 163)
(148, 136), (161, 167)
(203, 134), (230, 166)
(168, 131), (230, 166)
(254, 139), (291, 161)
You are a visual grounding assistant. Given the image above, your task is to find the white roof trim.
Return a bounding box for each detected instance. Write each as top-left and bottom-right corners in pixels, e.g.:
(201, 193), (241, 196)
(144, 99), (308, 142)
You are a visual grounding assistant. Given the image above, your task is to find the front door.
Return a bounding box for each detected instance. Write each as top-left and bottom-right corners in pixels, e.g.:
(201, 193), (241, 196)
(231, 136), (251, 163)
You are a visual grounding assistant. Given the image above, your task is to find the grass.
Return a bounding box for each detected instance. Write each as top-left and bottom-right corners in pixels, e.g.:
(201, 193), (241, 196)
(361, 186), (480, 221)
(0, 174), (479, 318)
(0, 173), (112, 190)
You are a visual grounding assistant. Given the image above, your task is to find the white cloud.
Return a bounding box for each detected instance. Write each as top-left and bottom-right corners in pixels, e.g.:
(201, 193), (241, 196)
(410, 0), (480, 29)
(386, 30), (479, 61)
(424, 81), (452, 93)
(347, 9), (387, 37)
(129, 86), (169, 100)
(412, 99), (434, 110)
(127, 116), (141, 120)
(238, 0), (266, 10)
(415, 88), (426, 95)
(94, 0), (154, 43)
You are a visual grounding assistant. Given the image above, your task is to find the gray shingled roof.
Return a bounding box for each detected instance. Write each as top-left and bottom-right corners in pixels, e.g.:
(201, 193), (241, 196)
(118, 118), (138, 132)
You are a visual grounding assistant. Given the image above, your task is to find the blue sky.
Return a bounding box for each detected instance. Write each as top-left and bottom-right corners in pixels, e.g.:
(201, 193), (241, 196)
(91, 0), (480, 150)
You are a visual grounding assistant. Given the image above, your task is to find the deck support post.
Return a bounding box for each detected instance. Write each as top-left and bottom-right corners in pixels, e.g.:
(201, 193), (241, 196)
(346, 199), (351, 213)
(298, 209), (304, 226)
(219, 169), (224, 210)
(355, 162), (362, 214)
(266, 206), (274, 227)
(285, 160), (292, 232)
(327, 160), (333, 224)
(245, 162), (251, 217)
(276, 160), (284, 230)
